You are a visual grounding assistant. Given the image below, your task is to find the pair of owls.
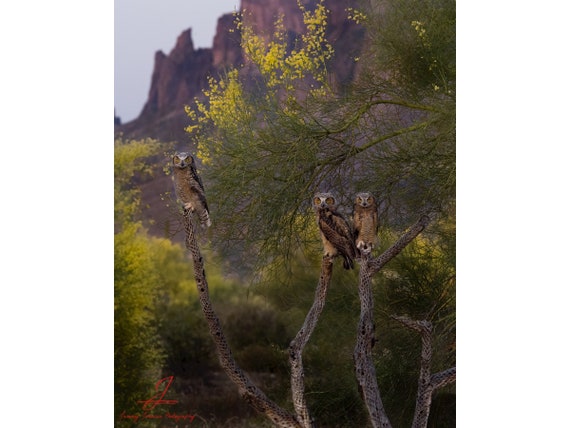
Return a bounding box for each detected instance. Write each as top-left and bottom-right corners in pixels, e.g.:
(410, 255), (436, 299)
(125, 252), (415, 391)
(313, 192), (378, 269)
(172, 152), (211, 228)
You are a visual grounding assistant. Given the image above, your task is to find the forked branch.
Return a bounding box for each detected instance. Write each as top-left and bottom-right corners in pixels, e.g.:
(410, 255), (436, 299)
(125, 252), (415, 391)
(392, 315), (456, 428)
(369, 214), (431, 275)
(354, 214), (433, 428)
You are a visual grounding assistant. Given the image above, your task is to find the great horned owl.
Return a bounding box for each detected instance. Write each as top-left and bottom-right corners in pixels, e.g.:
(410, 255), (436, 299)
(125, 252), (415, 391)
(313, 192), (356, 269)
(353, 192), (378, 254)
(172, 152), (211, 228)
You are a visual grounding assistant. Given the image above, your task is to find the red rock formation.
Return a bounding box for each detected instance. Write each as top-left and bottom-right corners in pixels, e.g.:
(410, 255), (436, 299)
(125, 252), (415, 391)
(116, 0), (365, 144)
(115, 0), (367, 239)
(213, 13), (243, 69)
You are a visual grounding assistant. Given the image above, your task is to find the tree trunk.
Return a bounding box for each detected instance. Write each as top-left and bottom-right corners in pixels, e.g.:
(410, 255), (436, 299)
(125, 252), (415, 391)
(354, 253), (392, 428)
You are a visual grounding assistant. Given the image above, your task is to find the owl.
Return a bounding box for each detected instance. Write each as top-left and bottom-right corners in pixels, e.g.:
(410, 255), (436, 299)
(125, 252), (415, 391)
(172, 152), (211, 228)
(353, 192), (378, 254)
(313, 192), (357, 269)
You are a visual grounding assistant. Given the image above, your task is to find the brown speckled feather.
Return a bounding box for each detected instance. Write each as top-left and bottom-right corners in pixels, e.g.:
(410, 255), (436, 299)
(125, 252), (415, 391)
(318, 208), (357, 269)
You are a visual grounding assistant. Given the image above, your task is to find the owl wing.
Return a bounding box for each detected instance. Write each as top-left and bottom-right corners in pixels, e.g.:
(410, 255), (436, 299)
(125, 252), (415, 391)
(319, 209), (357, 263)
(352, 204), (361, 240)
(373, 209), (379, 232)
(189, 163), (209, 212)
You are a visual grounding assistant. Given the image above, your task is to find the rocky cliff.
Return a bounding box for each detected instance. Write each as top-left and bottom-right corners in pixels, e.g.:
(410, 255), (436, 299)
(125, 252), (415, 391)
(115, 0), (366, 239)
(115, 0), (365, 145)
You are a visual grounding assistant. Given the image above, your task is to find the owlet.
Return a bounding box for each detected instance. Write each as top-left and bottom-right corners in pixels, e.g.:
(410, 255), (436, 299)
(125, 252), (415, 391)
(313, 192), (357, 269)
(172, 152), (211, 228)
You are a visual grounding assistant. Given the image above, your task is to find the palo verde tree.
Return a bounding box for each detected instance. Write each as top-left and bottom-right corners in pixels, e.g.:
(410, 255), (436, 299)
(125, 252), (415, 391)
(186, 0), (455, 268)
(182, 0), (455, 426)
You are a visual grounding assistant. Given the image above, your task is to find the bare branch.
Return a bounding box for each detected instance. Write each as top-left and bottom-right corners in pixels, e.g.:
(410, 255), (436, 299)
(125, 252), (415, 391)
(391, 316), (432, 334)
(182, 212), (301, 428)
(430, 367), (456, 390)
(288, 256), (334, 428)
(369, 214), (431, 275)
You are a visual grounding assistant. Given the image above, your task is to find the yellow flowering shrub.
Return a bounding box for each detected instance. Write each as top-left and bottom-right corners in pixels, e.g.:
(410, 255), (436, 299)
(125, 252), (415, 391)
(185, 0), (335, 166)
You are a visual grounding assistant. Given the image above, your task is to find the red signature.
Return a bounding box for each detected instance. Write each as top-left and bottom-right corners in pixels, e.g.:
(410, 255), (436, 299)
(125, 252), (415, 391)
(137, 376), (179, 410)
(120, 376), (197, 423)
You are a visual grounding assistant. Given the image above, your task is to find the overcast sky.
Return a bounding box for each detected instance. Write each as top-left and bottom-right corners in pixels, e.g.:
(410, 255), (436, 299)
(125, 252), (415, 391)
(115, 0), (239, 123)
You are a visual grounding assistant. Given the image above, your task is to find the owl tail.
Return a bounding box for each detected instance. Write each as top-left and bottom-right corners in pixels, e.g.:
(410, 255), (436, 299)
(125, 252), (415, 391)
(342, 255), (354, 270)
(199, 211), (212, 229)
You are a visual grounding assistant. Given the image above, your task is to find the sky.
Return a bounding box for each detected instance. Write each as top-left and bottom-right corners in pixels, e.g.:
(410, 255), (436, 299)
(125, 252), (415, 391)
(115, 0), (240, 123)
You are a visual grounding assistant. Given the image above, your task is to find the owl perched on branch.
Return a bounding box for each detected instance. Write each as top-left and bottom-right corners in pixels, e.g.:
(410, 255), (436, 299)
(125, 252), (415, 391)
(353, 192), (378, 255)
(313, 192), (357, 269)
(172, 152), (211, 228)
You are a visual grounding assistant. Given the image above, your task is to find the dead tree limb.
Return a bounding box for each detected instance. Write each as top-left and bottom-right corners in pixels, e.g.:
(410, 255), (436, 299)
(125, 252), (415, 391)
(430, 367), (456, 390)
(392, 315), (456, 428)
(369, 214), (431, 276)
(354, 253), (392, 428)
(288, 256), (334, 428)
(182, 212), (301, 428)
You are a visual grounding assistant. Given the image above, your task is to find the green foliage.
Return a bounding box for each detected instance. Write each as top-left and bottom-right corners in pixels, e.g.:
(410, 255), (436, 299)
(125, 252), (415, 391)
(114, 138), (165, 421)
(185, 0), (456, 273)
(374, 231), (456, 426)
(114, 137), (162, 227)
(364, 0), (456, 95)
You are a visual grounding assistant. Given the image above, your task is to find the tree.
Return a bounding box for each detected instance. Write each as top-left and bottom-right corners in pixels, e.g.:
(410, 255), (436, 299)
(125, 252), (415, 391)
(177, 0), (455, 426)
(186, 0), (455, 270)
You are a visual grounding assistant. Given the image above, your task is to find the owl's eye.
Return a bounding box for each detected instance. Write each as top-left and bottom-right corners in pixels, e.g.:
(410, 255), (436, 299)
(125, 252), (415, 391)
(357, 197), (362, 203)
(314, 197), (322, 205)
(325, 197), (334, 205)
(173, 156), (180, 164)
(367, 197), (372, 203)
